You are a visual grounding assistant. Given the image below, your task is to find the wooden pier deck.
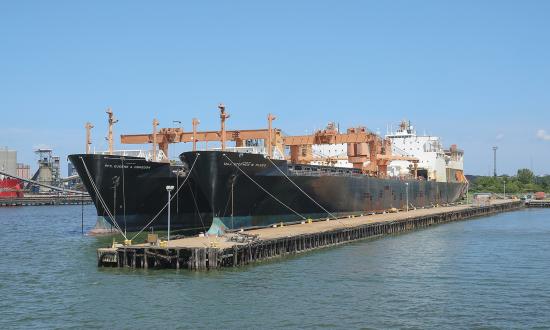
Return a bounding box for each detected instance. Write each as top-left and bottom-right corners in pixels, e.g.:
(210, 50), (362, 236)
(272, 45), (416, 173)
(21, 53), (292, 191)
(98, 200), (523, 270)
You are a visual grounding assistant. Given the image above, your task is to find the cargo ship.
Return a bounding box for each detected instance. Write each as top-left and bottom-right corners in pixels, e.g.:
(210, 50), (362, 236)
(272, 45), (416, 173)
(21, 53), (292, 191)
(70, 106), (467, 235)
(68, 109), (212, 235)
(181, 120), (468, 234)
(68, 152), (211, 234)
(0, 178), (24, 198)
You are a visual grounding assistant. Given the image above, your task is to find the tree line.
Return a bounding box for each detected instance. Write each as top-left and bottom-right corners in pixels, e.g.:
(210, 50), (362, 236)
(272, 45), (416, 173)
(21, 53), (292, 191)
(468, 169), (550, 194)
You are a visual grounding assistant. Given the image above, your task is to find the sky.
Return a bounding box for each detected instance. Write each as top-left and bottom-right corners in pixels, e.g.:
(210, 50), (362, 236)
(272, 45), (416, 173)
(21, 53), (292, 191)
(1, 0), (549, 176)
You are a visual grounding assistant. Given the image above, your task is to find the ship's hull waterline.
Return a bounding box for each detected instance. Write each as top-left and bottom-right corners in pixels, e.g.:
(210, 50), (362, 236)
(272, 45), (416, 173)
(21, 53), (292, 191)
(181, 151), (468, 233)
(68, 154), (212, 235)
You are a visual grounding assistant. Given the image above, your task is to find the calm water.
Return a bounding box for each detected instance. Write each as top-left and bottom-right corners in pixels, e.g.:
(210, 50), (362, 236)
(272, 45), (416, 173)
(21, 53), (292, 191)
(1, 206), (549, 329)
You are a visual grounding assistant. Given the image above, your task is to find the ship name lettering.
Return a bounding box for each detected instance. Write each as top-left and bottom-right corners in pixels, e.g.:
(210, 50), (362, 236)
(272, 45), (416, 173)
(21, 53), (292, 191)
(223, 162), (267, 168)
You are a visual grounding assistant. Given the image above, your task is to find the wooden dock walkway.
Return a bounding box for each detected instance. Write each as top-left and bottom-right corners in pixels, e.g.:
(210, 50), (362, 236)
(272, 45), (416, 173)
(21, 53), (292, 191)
(98, 200), (523, 270)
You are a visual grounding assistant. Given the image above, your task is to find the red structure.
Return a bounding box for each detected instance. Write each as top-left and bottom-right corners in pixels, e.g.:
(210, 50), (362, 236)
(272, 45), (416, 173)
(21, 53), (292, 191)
(535, 192), (546, 200)
(0, 178), (24, 198)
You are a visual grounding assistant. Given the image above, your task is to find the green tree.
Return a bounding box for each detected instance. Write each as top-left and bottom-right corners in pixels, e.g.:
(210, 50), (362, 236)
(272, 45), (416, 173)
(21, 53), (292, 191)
(517, 169), (535, 185)
(505, 181), (520, 194)
(537, 175), (550, 192)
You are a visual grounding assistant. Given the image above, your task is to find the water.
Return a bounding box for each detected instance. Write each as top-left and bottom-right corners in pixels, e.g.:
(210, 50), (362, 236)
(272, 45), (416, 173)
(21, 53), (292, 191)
(1, 206), (549, 329)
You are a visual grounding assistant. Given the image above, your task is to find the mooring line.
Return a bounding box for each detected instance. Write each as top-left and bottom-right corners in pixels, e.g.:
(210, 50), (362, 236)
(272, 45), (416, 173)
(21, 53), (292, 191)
(187, 179), (207, 233)
(79, 157), (128, 239)
(223, 154), (306, 220)
(265, 156), (338, 220)
(130, 154), (200, 241)
(121, 157), (127, 236)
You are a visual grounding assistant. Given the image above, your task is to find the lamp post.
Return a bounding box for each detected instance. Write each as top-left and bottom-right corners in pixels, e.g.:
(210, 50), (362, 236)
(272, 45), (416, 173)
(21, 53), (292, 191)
(405, 182), (409, 212)
(503, 179), (506, 199)
(166, 185), (174, 241)
(493, 146), (498, 177)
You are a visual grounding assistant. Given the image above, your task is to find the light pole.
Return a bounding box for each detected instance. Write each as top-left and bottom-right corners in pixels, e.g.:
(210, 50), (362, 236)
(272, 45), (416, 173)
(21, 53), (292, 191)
(166, 185), (174, 241)
(503, 179), (506, 199)
(493, 146), (498, 177)
(405, 182), (409, 212)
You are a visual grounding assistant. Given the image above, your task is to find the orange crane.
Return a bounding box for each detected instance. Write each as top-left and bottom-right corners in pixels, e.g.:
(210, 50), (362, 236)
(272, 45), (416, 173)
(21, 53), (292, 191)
(117, 105), (418, 176)
(283, 125), (418, 176)
(120, 106), (282, 159)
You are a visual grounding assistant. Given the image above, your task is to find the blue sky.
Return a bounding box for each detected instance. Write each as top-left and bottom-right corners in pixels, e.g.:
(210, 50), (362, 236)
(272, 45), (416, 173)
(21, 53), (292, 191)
(1, 1), (549, 175)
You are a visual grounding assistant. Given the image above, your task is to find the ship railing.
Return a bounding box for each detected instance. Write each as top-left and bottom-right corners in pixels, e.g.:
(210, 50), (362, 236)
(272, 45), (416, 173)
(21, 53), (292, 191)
(94, 150), (167, 161)
(213, 146), (266, 154)
(212, 146), (285, 160)
(288, 168), (361, 177)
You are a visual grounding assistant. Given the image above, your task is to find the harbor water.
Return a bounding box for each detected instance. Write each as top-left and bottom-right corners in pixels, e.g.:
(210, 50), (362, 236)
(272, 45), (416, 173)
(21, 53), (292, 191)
(1, 205), (549, 329)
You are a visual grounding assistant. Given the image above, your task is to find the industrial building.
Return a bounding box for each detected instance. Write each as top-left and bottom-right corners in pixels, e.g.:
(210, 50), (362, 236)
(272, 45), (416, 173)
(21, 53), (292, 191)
(0, 147), (17, 177)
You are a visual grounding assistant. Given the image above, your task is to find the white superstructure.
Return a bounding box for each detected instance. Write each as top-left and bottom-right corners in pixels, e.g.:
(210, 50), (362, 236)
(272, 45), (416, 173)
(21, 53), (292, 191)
(386, 121), (464, 182)
(311, 143), (352, 168)
(310, 120), (465, 183)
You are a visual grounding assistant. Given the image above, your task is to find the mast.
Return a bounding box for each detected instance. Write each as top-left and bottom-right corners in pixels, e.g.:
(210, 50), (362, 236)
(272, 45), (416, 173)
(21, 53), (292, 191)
(106, 108), (118, 155)
(218, 104), (229, 151)
(152, 118), (159, 161)
(267, 113), (276, 157)
(192, 118), (200, 151)
(85, 122), (94, 154)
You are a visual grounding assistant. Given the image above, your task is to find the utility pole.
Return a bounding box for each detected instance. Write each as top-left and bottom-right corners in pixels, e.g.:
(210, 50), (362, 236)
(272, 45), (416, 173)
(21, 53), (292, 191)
(85, 122), (94, 154)
(492, 146), (498, 177)
(106, 108), (118, 155)
(219, 104), (229, 151)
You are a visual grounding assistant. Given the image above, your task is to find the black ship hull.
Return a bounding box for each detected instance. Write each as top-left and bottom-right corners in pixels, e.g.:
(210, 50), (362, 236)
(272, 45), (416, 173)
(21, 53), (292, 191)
(68, 154), (212, 234)
(181, 151), (468, 233)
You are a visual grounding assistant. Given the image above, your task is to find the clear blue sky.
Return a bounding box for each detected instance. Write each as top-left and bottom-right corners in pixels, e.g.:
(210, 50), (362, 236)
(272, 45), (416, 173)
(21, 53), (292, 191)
(1, 1), (549, 176)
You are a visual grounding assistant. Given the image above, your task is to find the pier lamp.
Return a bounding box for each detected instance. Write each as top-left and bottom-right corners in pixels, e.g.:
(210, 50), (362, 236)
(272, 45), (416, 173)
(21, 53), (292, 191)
(166, 185), (175, 241)
(405, 182), (409, 212)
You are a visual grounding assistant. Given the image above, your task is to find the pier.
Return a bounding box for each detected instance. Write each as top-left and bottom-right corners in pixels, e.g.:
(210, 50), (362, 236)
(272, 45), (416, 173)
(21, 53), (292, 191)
(98, 200), (523, 270)
(525, 200), (550, 208)
(0, 194), (92, 207)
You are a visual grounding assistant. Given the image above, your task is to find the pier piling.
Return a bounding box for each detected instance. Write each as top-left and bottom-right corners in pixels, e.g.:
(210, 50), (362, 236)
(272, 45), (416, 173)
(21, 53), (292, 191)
(97, 200), (523, 270)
